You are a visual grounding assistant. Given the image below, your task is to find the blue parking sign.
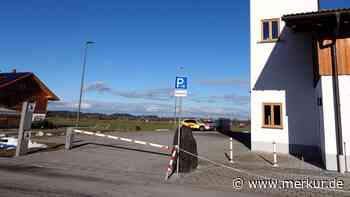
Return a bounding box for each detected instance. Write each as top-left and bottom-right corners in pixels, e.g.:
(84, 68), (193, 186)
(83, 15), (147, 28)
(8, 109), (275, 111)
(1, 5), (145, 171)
(175, 77), (187, 89)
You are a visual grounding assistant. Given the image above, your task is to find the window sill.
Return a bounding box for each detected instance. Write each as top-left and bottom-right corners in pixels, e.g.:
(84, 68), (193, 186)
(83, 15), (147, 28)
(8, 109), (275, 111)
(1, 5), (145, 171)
(262, 126), (283, 129)
(257, 39), (279, 44)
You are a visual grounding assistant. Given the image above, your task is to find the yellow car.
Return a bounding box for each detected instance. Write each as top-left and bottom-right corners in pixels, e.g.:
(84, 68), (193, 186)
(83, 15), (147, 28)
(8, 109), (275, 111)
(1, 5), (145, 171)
(181, 119), (210, 131)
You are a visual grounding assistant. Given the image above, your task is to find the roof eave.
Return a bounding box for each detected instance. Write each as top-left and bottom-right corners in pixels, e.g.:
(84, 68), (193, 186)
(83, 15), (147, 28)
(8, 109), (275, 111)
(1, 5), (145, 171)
(282, 10), (350, 38)
(31, 74), (60, 101)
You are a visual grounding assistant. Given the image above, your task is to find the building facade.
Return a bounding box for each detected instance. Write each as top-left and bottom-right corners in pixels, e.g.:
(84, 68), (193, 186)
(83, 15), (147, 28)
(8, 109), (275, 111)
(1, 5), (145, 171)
(250, 0), (350, 171)
(0, 71), (59, 126)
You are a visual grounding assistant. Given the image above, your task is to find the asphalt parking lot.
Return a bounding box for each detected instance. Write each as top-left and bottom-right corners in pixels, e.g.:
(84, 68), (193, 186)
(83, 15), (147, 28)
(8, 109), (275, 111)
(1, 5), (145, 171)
(1, 130), (349, 197)
(0, 130), (267, 197)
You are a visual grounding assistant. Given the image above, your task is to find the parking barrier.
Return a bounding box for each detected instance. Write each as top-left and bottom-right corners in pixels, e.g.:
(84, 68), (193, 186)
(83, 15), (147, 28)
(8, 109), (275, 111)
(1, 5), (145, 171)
(165, 146), (177, 181)
(73, 129), (171, 151)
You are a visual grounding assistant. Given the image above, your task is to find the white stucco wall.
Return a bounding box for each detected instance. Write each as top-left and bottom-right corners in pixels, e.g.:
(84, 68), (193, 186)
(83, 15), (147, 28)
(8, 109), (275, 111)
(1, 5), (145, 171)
(340, 76), (350, 171)
(250, 0), (319, 153)
(250, 0), (319, 87)
(251, 90), (289, 152)
(320, 76), (350, 170)
(315, 80), (326, 165)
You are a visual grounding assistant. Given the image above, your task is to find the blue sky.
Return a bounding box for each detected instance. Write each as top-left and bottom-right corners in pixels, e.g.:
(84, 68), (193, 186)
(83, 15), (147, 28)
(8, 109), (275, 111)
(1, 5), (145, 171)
(0, 0), (349, 119)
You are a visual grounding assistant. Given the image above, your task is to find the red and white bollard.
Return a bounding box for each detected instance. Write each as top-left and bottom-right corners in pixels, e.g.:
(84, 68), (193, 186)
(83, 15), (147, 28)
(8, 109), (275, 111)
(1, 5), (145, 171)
(273, 141), (278, 167)
(230, 138), (234, 163)
(165, 146), (177, 181)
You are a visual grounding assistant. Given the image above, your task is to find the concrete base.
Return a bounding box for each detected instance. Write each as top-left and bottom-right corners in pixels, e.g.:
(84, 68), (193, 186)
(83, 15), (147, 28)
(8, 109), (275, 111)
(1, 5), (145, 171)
(323, 153), (338, 171)
(338, 155), (345, 173)
(323, 153), (350, 172)
(251, 141), (289, 154)
(252, 141), (324, 168)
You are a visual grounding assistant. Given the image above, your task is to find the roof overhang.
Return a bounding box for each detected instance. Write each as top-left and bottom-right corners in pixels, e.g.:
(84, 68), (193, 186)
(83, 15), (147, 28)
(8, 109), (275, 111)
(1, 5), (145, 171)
(282, 8), (350, 39)
(30, 74), (60, 101)
(0, 72), (59, 101)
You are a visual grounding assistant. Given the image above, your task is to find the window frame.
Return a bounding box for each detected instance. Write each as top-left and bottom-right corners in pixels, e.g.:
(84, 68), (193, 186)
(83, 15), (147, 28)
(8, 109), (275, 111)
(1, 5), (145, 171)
(260, 18), (280, 42)
(262, 103), (283, 129)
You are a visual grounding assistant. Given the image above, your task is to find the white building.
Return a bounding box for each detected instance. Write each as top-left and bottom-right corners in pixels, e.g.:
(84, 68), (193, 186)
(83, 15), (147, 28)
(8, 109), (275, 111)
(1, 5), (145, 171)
(250, 0), (350, 171)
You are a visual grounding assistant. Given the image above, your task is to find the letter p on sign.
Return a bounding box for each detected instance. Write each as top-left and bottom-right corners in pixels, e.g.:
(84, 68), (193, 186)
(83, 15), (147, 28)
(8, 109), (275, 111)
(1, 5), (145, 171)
(175, 77), (187, 89)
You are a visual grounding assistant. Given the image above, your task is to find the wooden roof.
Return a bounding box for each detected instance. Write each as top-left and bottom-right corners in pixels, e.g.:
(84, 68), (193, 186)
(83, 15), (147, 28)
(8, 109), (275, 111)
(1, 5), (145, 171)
(0, 72), (59, 101)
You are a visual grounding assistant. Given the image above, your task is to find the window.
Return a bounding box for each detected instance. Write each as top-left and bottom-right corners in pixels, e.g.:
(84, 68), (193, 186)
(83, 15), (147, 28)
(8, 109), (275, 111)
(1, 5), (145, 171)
(262, 103), (283, 129)
(261, 19), (280, 42)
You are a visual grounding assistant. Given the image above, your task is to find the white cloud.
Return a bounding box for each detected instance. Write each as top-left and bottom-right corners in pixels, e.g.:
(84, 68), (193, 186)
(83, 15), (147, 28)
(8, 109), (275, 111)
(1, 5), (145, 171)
(84, 81), (173, 101)
(190, 94), (249, 105)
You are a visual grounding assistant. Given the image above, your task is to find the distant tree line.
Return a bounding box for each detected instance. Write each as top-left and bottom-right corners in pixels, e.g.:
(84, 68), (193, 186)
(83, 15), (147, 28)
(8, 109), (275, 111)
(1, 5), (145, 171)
(47, 111), (251, 124)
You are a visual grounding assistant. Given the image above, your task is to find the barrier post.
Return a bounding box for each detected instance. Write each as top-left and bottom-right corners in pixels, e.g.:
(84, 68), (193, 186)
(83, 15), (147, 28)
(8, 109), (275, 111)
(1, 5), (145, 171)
(273, 141), (278, 167)
(65, 127), (74, 150)
(230, 137), (233, 163)
(16, 101), (35, 157)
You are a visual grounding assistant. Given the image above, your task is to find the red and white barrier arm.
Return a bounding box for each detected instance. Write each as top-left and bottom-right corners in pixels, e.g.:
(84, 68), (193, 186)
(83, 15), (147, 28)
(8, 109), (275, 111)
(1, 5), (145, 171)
(74, 129), (171, 151)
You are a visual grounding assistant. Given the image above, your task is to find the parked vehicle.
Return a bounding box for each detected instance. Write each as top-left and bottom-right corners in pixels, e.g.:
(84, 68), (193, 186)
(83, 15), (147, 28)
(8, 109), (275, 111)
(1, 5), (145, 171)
(181, 119), (210, 131)
(201, 119), (216, 130)
(215, 118), (232, 133)
(0, 137), (48, 150)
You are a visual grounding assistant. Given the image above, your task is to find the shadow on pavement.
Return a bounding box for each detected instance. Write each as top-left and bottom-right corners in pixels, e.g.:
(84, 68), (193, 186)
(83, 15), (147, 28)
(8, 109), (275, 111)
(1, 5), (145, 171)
(28, 143), (65, 155)
(27, 140), (84, 155)
(217, 130), (251, 150)
(72, 142), (171, 157)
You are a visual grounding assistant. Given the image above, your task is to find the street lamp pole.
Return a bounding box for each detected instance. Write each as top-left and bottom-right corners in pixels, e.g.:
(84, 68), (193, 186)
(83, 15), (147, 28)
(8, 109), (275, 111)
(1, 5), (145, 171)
(75, 41), (95, 128)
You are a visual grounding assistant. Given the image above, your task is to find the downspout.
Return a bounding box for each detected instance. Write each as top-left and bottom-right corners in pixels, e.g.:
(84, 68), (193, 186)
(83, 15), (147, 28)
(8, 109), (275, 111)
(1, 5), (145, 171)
(330, 13), (345, 173)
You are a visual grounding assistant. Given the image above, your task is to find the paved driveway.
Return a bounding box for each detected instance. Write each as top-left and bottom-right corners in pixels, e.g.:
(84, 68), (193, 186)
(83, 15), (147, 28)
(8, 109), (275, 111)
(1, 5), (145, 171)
(0, 130), (266, 197)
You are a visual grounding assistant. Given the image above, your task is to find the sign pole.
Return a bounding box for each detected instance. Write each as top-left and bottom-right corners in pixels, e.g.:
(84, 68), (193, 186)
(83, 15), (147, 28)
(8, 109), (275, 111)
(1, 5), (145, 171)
(174, 96), (177, 131)
(176, 97), (182, 176)
(174, 74), (187, 177)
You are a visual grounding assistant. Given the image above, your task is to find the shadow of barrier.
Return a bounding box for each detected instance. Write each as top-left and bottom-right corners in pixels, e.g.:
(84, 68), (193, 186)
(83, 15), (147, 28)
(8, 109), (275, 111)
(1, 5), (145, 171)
(71, 142), (170, 157)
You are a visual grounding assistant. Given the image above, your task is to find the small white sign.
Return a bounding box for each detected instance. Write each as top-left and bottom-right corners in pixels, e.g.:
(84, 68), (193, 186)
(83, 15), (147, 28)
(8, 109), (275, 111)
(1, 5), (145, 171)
(174, 89), (187, 97)
(28, 103), (36, 112)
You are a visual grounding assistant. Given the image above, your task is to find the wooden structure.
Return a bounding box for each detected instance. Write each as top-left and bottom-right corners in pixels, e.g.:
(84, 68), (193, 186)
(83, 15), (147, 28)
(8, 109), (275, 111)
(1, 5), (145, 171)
(283, 8), (350, 172)
(0, 71), (59, 127)
(318, 38), (350, 75)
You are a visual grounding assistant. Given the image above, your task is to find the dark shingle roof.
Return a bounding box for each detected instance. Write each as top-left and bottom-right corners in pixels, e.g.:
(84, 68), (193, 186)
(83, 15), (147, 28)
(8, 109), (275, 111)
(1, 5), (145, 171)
(283, 8), (350, 20)
(0, 72), (59, 101)
(0, 72), (32, 89)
